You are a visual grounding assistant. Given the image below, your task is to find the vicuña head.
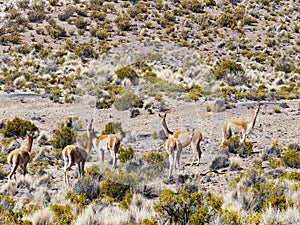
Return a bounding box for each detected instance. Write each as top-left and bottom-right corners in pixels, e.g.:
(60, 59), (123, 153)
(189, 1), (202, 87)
(222, 104), (261, 145)
(62, 119), (93, 185)
(7, 130), (39, 182)
(159, 112), (203, 166)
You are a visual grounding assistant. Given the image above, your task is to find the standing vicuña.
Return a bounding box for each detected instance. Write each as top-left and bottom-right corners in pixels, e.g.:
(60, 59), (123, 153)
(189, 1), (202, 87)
(166, 129), (194, 179)
(7, 131), (37, 181)
(90, 119), (120, 169)
(159, 112), (203, 166)
(62, 119), (93, 185)
(222, 104), (260, 144)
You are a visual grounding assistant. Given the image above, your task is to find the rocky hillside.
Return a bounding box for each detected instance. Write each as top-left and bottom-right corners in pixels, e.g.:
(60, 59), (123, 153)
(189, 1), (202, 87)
(0, 0), (300, 224)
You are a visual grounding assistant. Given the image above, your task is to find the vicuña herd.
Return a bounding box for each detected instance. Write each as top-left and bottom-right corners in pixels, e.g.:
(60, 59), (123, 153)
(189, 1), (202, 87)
(6, 104), (261, 184)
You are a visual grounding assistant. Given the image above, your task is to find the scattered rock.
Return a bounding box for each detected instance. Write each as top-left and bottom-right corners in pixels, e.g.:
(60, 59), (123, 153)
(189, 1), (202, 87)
(210, 155), (230, 170)
(262, 146), (281, 160)
(279, 102), (289, 108)
(212, 99), (226, 112)
(130, 109), (140, 118)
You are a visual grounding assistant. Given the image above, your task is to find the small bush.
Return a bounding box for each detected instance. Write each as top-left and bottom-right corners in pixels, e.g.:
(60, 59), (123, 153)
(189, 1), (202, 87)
(50, 126), (76, 149)
(154, 189), (223, 224)
(283, 150), (300, 168)
(73, 177), (101, 201)
(182, 0), (204, 13)
(186, 85), (204, 101)
(46, 24), (67, 39)
(115, 66), (139, 85)
(50, 204), (75, 225)
(115, 13), (132, 31)
(66, 192), (89, 211)
(222, 136), (253, 156)
(58, 6), (75, 21)
(75, 18), (89, 30)
(102, 122), (123, 135)
(118, 146), (135, 163)
(1, 117), (38, 138)
(273, 107), (281, 113)
(210, 59), (246, 86)
(114, 91), (144, 111)
(102, 179), (131, 202)
(74, 44), (96, 58)
(0, 194), (15, 211)
(27, 10), (45, 23)
(143, 152), (165, 165)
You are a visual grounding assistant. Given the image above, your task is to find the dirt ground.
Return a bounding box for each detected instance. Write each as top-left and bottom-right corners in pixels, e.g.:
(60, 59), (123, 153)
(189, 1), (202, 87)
(0, 91), (299, 194)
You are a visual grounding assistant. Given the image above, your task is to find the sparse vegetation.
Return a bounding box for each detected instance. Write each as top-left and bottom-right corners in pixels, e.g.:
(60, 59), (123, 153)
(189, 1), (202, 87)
(50, 125), (76, 149)
(0, 0), (299, 224)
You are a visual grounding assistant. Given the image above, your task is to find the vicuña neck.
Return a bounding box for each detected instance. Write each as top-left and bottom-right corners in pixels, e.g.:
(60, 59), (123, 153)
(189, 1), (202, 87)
(161, 119), (174, 137)
(26, 135), (33, 153)
(86, 130), (94, 152)
(250, 109), (259, 129)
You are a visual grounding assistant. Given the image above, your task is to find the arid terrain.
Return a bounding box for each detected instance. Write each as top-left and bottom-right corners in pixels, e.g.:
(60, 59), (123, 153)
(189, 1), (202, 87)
(0, 0), (299, 224)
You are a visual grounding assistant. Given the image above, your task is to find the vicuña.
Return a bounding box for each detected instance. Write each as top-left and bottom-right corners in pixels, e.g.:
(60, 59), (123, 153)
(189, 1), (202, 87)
(90, 119), (120, 169)
(7, 131), (38, 181)
(159, 112), (203, 166)
(222, 104), (260, 145)
(62, 119), (93, 185)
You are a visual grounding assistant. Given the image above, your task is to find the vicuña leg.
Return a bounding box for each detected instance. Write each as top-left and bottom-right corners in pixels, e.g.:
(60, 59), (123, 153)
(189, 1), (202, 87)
(8, 160), (19, 181)
(168, 152), (175, 179)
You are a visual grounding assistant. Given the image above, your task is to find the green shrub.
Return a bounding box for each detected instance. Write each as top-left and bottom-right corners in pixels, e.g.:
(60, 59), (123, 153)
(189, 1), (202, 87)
(74, 44), (97, 58)
(118, 146), (135, 163)
(0, 194), (15, 211)
(27, 10), (45, 23)
(95, 28), (109, 40)
(221, 209), (243, 225)
(102, 179), (131, 202)
(210, 59), (246, 86)
(283, 150), (300, 168)
(66, 192), (89, 211)
(186, 85), (204, 101)
(73, 177), (101, 201)
(119, 193), (133, 210)
(262, 195), (292, 211)
(75, 18), (89, 30)
(142, 71), (157, 82)
(115, 13), (132, 31)
(91, 11), (107, 21)
(115, 66), (139, 85)
(50, 204), (75, 225)
(206, 106), (212, 112)
(49, 0), (60, 6)
(141, 218), (159, 225)
(1, 117), (38, 138)
(102, 122), (123, 135)
(143, 152), (164, 165)
(46, 24), (67, 38)
(86, 164), (103, 180)
(154, 189), (223, 224)
(58, 6), (75, 21)
(114, 91), (144, 111)
(273, 107), (281, 113)
(222, 136), (253, 156)
(182, 0), (204, 13)
(50, 126), (76, 149)
(17, 0), (30, 9)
